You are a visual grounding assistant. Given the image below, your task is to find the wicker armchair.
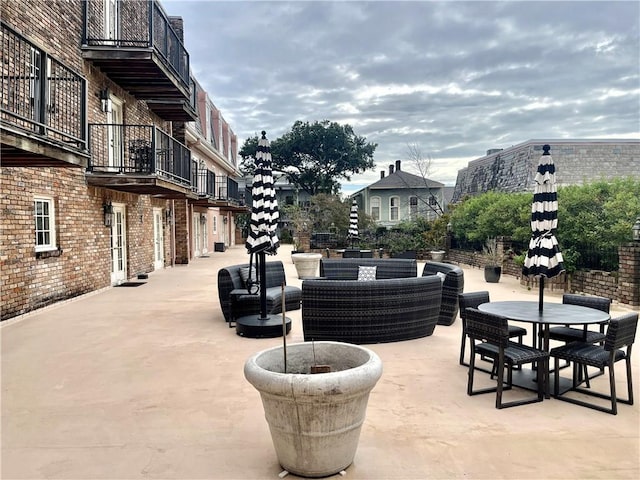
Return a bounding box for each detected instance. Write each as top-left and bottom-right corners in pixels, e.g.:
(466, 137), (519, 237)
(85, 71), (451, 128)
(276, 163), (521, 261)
(550, 312), (638, 414)
(217, 261), (301, 325)
(465, 308), (549, 409)
(422, 261), (465, 326)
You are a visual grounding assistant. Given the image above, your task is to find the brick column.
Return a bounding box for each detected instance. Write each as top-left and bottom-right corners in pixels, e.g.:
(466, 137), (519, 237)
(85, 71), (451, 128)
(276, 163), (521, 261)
(174, 199), (190, 264)
(297, 231), (311, 252)
(617, 243), (640, 306)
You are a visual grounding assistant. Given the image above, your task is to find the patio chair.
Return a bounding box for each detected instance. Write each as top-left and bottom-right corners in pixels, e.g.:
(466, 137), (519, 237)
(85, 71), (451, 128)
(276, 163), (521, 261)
(458, 291), (527, 367)
(547, 294), (611, 344)
(550, 312), (638, 415)
(465, 308), (549, 409)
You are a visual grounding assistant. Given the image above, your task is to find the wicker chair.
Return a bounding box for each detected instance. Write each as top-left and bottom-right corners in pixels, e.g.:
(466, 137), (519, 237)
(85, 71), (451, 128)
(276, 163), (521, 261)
(465, 308), (549, 409)
(458, 291), (527, 367)
(548, 294), (611, 344)
(550, 312), (638, 415)
(217, 261), (301, 326)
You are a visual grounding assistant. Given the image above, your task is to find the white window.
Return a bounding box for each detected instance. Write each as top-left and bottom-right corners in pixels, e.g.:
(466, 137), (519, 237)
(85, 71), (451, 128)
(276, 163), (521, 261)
(370, 197), (380, 221)
(390, 197), (399, 221)
(34, 196), (56, 252)
(410, 197), (418, 219)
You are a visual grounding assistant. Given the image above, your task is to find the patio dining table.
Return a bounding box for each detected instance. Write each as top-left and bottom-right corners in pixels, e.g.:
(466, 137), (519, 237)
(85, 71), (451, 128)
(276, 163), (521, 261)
(478, 300), (610, 397)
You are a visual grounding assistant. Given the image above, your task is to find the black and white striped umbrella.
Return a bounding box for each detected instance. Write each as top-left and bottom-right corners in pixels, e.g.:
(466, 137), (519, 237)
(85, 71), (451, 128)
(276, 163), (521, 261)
(348, 198), (359, 239)
(522, 144), (565, 311)
(246, 131), (280, 255)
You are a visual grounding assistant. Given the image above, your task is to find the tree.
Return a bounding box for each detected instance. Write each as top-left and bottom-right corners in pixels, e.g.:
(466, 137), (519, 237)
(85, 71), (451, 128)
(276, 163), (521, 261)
(398, 143), (445, 217)
(239, 120), (377, 195)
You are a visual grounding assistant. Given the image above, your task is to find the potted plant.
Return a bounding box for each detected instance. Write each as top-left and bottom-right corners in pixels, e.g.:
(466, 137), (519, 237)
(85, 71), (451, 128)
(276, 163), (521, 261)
(244, 341), (383, 477)
(384, 230), (421, 259)
(422, 215), (449, 262)
(483, 237), (502, 283)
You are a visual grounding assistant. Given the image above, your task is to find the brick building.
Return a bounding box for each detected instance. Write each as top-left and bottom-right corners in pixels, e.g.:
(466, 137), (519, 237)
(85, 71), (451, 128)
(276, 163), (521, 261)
(453, 139), (640, 202)
(1, 0), (246, 320)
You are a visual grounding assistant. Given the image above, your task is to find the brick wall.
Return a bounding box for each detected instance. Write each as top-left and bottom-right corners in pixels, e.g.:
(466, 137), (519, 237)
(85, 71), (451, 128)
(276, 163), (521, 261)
(446, 241), (640, 307)
(0, 168), (109, 319)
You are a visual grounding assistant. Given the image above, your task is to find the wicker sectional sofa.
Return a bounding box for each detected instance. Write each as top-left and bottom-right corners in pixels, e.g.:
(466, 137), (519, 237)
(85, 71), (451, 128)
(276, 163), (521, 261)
(301, 258), (443, 344)
(421, 261), (465, 326)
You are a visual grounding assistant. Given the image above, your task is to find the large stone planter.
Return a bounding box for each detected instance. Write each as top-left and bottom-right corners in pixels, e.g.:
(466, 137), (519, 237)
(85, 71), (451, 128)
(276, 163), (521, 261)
(244, 341), (383, 478)
(430, 250), (445, 262)
(291, 252), (322, 278)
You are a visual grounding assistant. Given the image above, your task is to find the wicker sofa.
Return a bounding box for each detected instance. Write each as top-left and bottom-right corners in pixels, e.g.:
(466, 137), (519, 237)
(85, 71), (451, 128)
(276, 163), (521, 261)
(301, 258), (442, 344)
(421, 261), (465, 326)
(217, 261), (302, 325)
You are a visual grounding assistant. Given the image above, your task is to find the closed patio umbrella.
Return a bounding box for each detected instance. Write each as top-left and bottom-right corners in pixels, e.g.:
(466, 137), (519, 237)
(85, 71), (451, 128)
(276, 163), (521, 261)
(348, 198), (359, 247)
(238, 131), (288, 338)
(246, 131), (279, 256)
(522, 144), (565, 312)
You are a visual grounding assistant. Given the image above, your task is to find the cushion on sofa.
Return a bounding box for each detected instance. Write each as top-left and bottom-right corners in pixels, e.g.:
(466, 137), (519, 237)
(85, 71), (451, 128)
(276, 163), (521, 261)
(239, 266), (257, 289)
(358, 265), (377, 281)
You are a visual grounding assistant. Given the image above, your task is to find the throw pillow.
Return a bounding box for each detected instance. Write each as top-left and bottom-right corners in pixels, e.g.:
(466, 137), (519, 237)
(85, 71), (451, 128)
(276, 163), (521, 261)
(436, 271), (447, 283)
(357, 265), (377, 281)
(239, 266), (257, 289)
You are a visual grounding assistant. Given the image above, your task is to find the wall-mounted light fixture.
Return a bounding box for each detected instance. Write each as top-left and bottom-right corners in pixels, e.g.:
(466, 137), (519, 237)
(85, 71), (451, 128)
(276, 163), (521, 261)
(200, 214), (206, 224)
(99, 87), (112, 113)
(223, 216), (228, 224)
(165, 208), (172, 224)
(633, 216), (640, 242)
(103, 200), (114, 227)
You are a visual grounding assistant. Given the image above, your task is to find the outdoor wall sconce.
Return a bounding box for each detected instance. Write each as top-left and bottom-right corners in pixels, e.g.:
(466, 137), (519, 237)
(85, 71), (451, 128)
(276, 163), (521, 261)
(103, 201), (114, 227)
(165, 209), (172, 223)
(223, 216), (228, 224)
(99, 87), (112, 113)
(200, 214), (206, 224)
(633, 216), (640, 242)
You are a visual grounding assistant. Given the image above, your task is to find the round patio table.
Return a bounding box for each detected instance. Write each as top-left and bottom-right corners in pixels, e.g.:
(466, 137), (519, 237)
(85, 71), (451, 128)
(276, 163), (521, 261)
(478, 301), (610, 350)
(477, 301), (610, 397)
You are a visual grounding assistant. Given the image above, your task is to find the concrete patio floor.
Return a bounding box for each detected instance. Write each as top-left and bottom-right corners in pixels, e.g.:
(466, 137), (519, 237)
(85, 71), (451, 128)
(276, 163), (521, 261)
(2, 244), (639, 479)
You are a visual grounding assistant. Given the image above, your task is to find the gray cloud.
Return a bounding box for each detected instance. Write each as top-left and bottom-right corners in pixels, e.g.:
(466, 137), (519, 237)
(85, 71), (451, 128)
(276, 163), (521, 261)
(164, 0), (640, 192)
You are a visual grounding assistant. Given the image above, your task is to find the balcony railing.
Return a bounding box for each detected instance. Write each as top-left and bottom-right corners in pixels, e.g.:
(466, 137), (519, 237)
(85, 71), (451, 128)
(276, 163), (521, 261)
(1, 21), (87, 149)
(87, 124), (191, 187)
(194, 167), (216, 197)
(81, 0), (189, 91)
(215, 176), (242, 204)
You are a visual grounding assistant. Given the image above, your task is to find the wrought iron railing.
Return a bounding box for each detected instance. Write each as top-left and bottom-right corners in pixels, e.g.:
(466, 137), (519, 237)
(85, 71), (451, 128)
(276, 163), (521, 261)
(215, 176), (242, 203)
(1, 21), (87, 149)
(87, 123), (191, 187)
(81, 0), (189, 90)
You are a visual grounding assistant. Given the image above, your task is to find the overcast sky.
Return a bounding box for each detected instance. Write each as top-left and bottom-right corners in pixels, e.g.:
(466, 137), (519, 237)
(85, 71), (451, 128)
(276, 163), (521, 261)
(163, 0), (639, 195)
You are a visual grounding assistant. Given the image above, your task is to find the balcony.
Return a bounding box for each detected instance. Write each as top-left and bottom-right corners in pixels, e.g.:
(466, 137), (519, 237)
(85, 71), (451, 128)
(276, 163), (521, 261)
(81, 0), (196, 121)
(0, 21), (89, 167)
(86, 123), (195, 198)
(189, 164), (247, 211)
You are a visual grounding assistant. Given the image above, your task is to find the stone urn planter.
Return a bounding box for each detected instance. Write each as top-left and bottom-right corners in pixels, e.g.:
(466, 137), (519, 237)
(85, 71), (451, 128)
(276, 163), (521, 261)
(244, 341), (383, 478)
(291, 252), (322, 278)
(430, 250), (445, 262)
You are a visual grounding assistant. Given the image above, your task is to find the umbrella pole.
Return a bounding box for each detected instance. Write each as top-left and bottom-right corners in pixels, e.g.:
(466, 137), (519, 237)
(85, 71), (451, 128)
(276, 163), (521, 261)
(259, 251), (268, 320)
(539, 276), (545, 312)
(282, 283), (287, 373)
